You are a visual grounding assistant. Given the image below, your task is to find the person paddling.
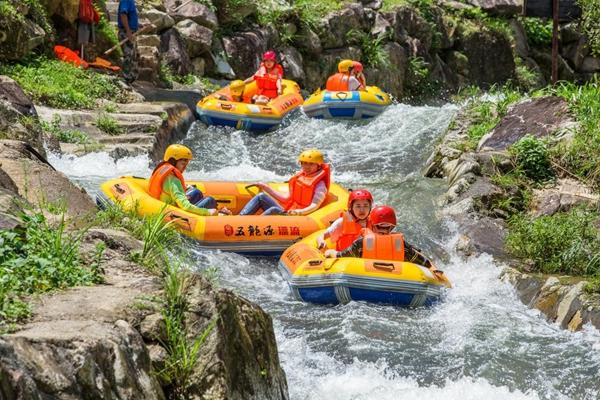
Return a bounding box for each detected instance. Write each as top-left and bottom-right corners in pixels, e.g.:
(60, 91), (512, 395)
(244, 51), (283, 105)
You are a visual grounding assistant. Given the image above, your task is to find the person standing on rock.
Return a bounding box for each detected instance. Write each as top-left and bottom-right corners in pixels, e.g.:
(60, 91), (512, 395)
(118, 0), (139, 83)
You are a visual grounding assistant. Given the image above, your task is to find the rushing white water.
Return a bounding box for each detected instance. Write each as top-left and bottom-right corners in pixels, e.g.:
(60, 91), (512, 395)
(50, 103), (600, 400)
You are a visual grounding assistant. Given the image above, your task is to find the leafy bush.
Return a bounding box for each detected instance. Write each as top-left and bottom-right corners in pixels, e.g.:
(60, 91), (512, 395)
(96, 113), (123, 135)
(0, 212), (102, 325)
(577, 0), (600, 56)
(507, 208), (600, 276)
(0, 58), (124, 109)
(41, 115), (91, 144)
(511, 135), (554, 182)
(520, 17), (552, 47)
(346, 30), (390, 68)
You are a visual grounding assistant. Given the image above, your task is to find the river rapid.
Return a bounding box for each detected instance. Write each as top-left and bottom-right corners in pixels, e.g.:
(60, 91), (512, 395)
(50, 104), (600, 400)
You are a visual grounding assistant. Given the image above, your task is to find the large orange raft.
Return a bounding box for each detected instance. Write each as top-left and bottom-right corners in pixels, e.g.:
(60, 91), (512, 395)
(98, 177), (349, 255)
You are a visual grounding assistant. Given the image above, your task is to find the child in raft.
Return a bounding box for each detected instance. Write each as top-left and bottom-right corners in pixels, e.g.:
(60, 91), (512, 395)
(324, 205), (435, 269)
(244, 50), (283, 105)
(239, 149), (330, 216)
(316, 189), (373, 252)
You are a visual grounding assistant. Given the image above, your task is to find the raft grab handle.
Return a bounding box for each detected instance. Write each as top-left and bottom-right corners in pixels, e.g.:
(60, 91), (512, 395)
(373, 262), (395, 271)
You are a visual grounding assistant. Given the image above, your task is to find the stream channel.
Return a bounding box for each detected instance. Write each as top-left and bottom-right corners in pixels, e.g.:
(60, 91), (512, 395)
(49, 103), (600, 400)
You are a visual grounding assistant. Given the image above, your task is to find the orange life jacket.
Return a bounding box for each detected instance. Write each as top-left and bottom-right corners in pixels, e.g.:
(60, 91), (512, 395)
(285, 164), (331, 211)
(362, 229), (405, 261)
(54, 45), (89, 68)
(255, 63), (283, 99)
(336, 211), (364, 251)
(79, 0), (100, 24)
(325, 73), (350, 91)
(148, 161), (186, 200)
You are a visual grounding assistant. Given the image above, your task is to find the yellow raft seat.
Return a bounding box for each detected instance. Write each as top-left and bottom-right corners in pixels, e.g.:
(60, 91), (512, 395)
(278, 231), (451, 306)
(302, 86), (391, 119)
(98, 177), (348, 255)
(196, 79), (304, 131)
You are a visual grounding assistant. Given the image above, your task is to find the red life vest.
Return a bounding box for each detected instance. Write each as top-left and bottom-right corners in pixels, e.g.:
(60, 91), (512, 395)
(255, 63), (283, 99)
(285, 164), (331, 211)
(362, 229), (405, 261)
(336, 211), (363, 251)
(54, 45), (89, 68)
(79, 0), (100, 24)
(325, 73), (350, 91)
(148, 162), (186, 200)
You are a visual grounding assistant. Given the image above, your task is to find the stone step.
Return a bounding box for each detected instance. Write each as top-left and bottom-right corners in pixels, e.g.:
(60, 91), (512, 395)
(97, 133), (155, 145)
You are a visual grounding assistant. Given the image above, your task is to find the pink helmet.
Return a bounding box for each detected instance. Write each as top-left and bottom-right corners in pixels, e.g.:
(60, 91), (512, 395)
(353, 61), (364, 72)
(263, 51), (277, 61)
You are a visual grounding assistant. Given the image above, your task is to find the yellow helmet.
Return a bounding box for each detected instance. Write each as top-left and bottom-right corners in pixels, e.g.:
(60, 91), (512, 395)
(230, 80), (245, 95)
(298, 149), (324, 164)
(164, 144), (193, 161)
(338, 59), (354, 73)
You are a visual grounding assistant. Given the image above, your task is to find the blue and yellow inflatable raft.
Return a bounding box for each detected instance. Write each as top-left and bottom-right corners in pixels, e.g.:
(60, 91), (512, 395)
(302, 86), (391, 119)
(278, 230), (451, 306)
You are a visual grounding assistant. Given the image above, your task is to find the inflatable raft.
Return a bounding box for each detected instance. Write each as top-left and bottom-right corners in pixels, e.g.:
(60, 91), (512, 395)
(98, 177), (348, 255)
(196, 80), (303, 131)
(302, 86), (391, 119)
(278, 231), (451, 306)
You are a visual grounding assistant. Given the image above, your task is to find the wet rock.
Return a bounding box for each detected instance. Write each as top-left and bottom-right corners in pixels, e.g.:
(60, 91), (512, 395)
(140, 9), (175, 32)
(160, 28), (193, 76)
(477, 96), (574, 151)
(465, 0), (523, 16)
(164, 0), (218, 30)
(364, 42), (407, 98)
(459, 28), (515, 87)
(567, 310), (583, 331)
(184, 277), (289, 400)
(531, 277), (563, 318)
(0, 76), (37, 117)
(556, 281), (586, 329)
(453, 215), (509, 260)
(86, 228), (144, 253)
(445, 154), (480, 187)
(281, 47), (305, 83)
(500, 267), (545, 305)
(174, 19), (213, 58)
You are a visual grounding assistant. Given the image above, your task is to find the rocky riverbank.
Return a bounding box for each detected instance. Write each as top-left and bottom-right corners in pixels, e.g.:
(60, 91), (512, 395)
(423, 85), (600, 332)
(0, 72), (289, 399)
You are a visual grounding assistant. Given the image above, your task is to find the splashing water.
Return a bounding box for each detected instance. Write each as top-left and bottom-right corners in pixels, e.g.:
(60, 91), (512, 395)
(50, 103), (600, 399)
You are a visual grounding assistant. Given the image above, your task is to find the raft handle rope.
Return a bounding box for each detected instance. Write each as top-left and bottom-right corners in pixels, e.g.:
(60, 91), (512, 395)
(373, 262), (395, 271)
(308, 260), (323, 266)
(335, 92), (349, 101)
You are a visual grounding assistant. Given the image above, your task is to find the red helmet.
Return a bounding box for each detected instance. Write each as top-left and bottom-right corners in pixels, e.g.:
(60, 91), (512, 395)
(352, 61), (363, 72)
(263, 51), (277, 61)
(348, 189), (373, 209)
(369, 206), (396, 227)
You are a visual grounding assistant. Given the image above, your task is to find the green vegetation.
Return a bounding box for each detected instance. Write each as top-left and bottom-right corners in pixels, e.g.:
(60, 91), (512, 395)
(520, 17), (552, 47)
(577, 0), (600, 56)
(0, 210), (102, 327)
(0, 58), (124, 109)
(95, 113), (123, 135)
(97, 15), (122, 57)
(0, 0), (53, 37)
(256, 0), (347, 30)
(510, 135), (554, 182)
(507, 208), (600, 280)
(346, 30), (390, 68)
(41, 115), (91, 144)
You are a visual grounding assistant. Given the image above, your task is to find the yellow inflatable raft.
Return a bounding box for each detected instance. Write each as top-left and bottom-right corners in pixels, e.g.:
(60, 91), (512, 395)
(97, 177), (348, 255)
(278, 231), (451, 306)
(302, 86), (391, 119)
(196, 79), (304, 131)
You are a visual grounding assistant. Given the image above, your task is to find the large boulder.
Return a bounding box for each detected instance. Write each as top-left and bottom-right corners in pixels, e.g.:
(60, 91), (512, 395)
(139, 9), (175, 33)
(212, 0), (257, 26)
(363, 42), (407, 98)
(164, 0), (218, 30)
(174, 19), (213, 58)
(385, 6), (433, 51)
(160, 28), (193, 76)
(292, 26), (322, 56)
(530, 178), (599, 217)
(465, 0), (523, 16)
(459, 28), (515, 87)
(43, 0), (80, 24)
(184, 277), (289, 400)
(0, 140), (96, 218)
(477, 96), (575, 151)
(0, 76), (36, 118)
(317, 3), (369, 49)
(280, 47), (305, 83)
(222, 29), (277, 79)
(0, 14), (46, 61)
